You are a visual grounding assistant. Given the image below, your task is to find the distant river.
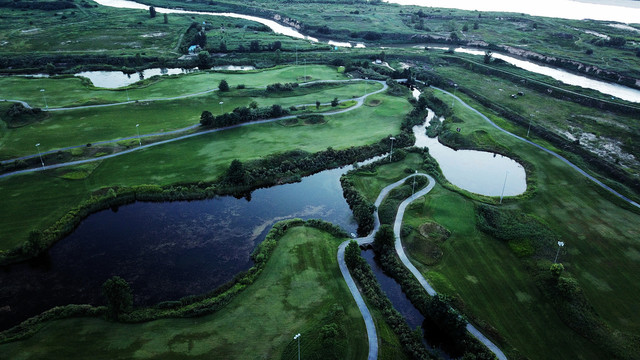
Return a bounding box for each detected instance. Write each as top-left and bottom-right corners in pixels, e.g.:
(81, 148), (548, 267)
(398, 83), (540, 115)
(383, 0), (640, 23)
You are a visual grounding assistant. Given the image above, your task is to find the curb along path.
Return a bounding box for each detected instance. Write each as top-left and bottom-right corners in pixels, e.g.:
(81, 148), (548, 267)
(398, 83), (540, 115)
(337, 173), (507, 360)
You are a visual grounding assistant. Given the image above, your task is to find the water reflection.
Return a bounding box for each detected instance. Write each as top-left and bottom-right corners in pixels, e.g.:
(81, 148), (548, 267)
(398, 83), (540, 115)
(0, 167), (356, 330)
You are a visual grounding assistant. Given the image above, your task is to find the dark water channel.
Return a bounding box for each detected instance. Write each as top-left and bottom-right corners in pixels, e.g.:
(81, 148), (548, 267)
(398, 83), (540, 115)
(0, 167), (357, 330)
(362, 250), (452, 359)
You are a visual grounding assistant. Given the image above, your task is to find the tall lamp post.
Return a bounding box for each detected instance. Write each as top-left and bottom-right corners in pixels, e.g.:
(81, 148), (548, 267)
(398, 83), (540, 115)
(389, 136), (396, 162)
(412, 170), (418, 195)
(451, 83), (457, 109)
(35, 143), (44, 168)
(219, 101), (224, 114)
(136, 124), (141, 147)
(554, 241), (565, 263)
(294, 333), (301, 360)
(40, 89), (48, 109)
(364, 77), (368, 98)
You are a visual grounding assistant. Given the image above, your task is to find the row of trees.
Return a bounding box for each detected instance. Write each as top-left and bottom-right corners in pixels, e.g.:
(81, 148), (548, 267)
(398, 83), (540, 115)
(200, 103), (288, 128)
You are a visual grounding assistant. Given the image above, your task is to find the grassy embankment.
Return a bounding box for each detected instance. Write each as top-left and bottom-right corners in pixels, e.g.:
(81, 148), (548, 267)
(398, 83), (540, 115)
(0, 226), (375, 359)
(0, 66), (381, 158)
(0, 76), (410, 251)
(347, 87), (640, 359)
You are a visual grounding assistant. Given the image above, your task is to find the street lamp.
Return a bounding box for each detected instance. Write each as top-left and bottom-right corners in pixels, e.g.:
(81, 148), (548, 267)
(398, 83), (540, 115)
(554, 241), (565, 263)
(35, 143), (44, 168)
(136, 124), (141, 147)
(126, 89), (130, 102)
(40, 89), (48, 109)
(389, 136), (396, 162)
(294, 333), (301, 360)
(451, 83), (457, 109)
(219, 101), (224, 114)
(364, 77), (368, 98)
(499, 171), (509, 204)
(412, 170), (418, 195)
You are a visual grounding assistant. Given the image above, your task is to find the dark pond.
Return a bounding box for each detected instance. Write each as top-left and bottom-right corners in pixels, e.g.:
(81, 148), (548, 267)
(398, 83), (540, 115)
(0, 167), (356, 330)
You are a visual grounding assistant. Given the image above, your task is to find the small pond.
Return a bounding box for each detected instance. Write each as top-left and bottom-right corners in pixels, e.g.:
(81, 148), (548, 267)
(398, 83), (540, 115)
(0, 166), (356, 330)
(76, 67), (195, 88)
(415, 109), (527, 197)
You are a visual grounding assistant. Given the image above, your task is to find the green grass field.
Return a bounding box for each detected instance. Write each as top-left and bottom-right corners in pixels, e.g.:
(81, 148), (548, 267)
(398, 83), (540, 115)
(0, 69), (381, 158)
(0, 226), (370, 359)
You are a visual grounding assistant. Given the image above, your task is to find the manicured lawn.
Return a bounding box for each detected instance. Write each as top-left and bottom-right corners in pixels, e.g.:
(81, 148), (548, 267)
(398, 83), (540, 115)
(0, 65), (347, 108)
(0, 226), (368, 359)
(0, 78), (381, 158)
(0, 91), (410, 250)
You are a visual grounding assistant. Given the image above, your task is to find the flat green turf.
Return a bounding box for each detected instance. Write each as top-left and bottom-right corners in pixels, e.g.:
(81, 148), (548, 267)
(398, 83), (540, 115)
(0, 79), (381, 158)
(0, 226), (368, 359)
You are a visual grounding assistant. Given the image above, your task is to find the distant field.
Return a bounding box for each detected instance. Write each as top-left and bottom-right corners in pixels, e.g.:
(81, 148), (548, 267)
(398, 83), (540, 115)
(0, 66), (379, 158)
(0, 226), (369, 359)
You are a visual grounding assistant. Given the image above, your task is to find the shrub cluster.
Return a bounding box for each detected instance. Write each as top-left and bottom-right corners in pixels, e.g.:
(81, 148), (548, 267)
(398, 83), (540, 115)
(266, 82), (299, 92)
(200, 104), (289, 127)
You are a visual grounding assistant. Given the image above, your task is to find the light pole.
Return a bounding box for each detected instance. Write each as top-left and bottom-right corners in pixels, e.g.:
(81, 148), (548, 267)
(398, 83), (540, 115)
(294, 333), (301, 360)
(219, 101), (224, 114)
(136, 124), (141, 147)
(364, 77), (368, 98)
(389, 136), (396, 162)
(554, 241), (565, 263)
(412, 170), (418, 195)
(499, 171), (509, 204)
(35, 143), (44, 168)
(40, 89), (48, 109)
(451, 83), (457, 109)
(126, 89), (130, 101)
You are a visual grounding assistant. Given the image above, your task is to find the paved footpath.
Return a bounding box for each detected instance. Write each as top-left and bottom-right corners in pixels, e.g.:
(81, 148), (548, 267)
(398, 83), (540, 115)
(0, 79), (388, 178)
(338, 173), (507, 360)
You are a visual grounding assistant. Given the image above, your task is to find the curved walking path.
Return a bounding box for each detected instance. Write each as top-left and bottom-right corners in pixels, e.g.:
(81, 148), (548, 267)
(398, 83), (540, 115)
(338, 172), (507, 360)
(431, 86), (640, 209)
(0, 79), (387, 178)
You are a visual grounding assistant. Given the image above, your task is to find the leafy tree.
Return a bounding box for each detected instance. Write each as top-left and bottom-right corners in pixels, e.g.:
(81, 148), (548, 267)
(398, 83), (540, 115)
(316, 100), (321, 109)
(149, 6), (156, 18)
(462, 24), (469, 32)
(344, 240), (360, 269)
(374, 224), (395, 250)
(200, 110), (214, 126)
(102, 276), (133, 320)
(250, 40), (260, 52)
(218, 79), (229, 92)
(219, 41), (227, 52)
(45, 62), (55, 75)
(249, 101), (258, 109)
(484, 50), (492, 64)
(270, 104), (283, 117)
(473, 21), (479, 30)
(197, 51), (210, 69)
(22, 230), (46, 257)
(331, 97), (339, 107)
(227, 159), (245, 184)
(163, 13), (168, 24)
(449, 32), (460, 43)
